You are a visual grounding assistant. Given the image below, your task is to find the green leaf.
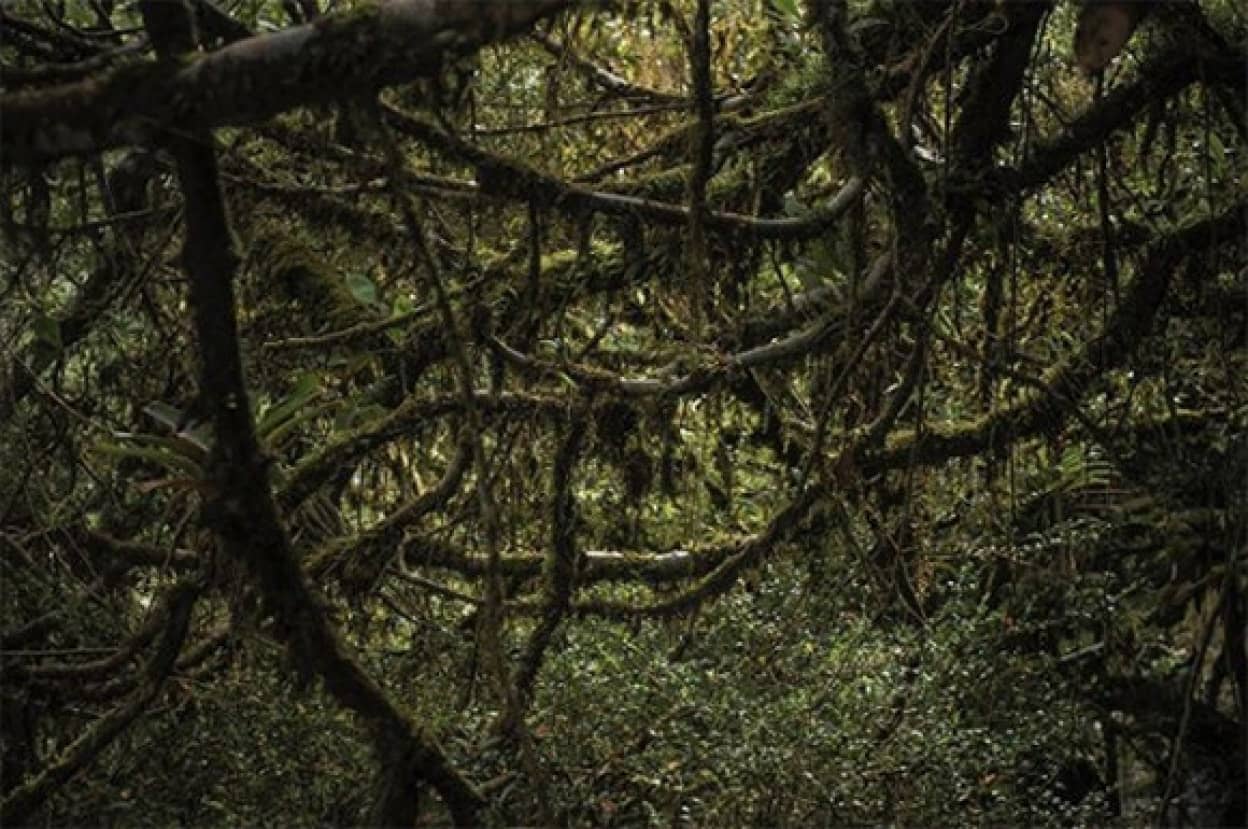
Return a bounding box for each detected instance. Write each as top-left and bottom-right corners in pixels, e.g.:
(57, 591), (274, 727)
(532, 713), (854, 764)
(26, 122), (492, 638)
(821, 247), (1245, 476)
(344, 271), (379, 306)
(94, 435), (206, 476)
(772, 0), (800, 19)
(143, 401), (185, 431)
(336, 402), (387, 429)
(142, 401), (212, 449)
(263, 398), (338, 451)
(32, 314), (62, 351)
(257, 374), (320, 439)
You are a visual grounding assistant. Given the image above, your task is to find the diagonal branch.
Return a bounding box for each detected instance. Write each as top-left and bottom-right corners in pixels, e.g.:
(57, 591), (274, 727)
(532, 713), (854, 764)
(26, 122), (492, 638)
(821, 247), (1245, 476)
(1005, 44), (1246, 194)
(862, 201), (1248, 475)
(0, 582), (197, 826)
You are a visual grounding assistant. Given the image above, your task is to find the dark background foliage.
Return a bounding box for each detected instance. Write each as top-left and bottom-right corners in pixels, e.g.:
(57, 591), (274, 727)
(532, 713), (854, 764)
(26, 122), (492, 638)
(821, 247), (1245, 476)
(1, 0), (1244, 825)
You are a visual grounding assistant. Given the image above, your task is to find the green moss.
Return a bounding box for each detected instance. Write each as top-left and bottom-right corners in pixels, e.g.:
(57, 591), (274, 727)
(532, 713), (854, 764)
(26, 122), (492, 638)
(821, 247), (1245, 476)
(252, 234), (368, 331)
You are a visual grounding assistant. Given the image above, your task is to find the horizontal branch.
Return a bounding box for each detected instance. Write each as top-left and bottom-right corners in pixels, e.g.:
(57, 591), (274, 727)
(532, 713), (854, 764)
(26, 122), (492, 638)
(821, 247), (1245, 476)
(2, 0), (577, 164)
(384, 106), (865, 240)
(279, 391), (565, 513)
(397, 534), (725, 585)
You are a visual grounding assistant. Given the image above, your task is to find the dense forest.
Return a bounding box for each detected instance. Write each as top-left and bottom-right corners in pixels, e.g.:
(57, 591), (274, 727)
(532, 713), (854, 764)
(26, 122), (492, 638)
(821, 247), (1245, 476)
(1, 0), (1244, 825)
